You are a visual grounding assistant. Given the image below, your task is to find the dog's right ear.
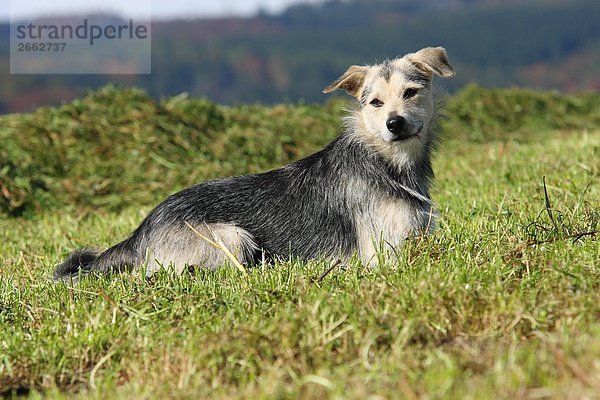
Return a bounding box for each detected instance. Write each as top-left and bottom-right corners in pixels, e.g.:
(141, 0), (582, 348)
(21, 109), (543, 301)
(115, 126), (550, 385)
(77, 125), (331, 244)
(322, 65), (369, 98)
(407, 47), (455, 78)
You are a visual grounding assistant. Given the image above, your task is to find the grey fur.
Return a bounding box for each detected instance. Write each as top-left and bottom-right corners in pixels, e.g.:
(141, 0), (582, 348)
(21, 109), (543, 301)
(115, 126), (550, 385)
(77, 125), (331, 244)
(54, 47), (454, 280)
(378, 60), (394, 82)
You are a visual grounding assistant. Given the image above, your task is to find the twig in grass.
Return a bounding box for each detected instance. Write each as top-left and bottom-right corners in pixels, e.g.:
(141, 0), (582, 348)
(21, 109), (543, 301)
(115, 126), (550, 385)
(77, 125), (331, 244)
(89, 350), (115, 390)
(19, 252), (34, 282)
(398, 376), (419, 400)
(424, 205), (435, 235)
(184, 221), (247, 275)
(527, 230), (596, 247)
(543, 176), (559, 232)
(549, 345), (596, 388)
(506, 230), (597, 260)
(570, 230), (598, 243)
(97, 289), (118, 308)
(315, 260), (342, 284)
(23, 304), (37, 325)
(67, 285), (77, 337)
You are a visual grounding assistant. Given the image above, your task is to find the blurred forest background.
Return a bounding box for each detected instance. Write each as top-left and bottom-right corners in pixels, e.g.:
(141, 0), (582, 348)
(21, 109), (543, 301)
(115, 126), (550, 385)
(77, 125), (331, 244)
(0, 0), (598, 114)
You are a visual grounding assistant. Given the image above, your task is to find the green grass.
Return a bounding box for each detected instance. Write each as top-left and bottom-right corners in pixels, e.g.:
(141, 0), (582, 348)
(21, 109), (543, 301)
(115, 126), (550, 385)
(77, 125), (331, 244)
(0, 87), (599, 398)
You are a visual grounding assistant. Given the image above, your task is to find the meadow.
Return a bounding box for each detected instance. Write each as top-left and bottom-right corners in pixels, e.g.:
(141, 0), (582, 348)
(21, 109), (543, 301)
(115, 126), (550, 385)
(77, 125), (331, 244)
(0, 86), (598, 398)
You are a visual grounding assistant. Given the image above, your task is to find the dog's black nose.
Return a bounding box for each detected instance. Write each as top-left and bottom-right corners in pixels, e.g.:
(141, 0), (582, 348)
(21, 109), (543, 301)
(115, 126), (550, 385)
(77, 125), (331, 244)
(386, 116), (406, 134)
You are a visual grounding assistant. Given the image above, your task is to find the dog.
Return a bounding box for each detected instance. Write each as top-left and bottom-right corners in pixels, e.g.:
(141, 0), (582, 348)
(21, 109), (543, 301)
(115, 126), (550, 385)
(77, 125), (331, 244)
(54, 46), (455, 280)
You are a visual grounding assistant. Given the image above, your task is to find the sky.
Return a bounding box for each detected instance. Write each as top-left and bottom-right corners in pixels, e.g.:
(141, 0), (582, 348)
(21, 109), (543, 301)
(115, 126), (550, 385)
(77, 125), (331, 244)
(2, 0), (318, 22)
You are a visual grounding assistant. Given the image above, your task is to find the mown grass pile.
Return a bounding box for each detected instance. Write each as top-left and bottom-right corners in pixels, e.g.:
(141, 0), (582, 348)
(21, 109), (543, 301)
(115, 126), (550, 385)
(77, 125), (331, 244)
(0, 85), (598, 398)
(0, 86), (341, 216)
(1, 84), (598, 217)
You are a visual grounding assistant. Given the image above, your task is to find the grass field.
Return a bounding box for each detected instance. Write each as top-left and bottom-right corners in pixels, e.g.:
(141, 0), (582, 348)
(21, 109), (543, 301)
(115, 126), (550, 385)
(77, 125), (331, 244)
(0, 86), (599, 398)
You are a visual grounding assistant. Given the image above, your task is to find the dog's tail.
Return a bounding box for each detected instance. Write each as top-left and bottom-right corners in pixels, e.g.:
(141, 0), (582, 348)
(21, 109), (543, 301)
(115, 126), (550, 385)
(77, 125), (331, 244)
(53, 238), (141, 281)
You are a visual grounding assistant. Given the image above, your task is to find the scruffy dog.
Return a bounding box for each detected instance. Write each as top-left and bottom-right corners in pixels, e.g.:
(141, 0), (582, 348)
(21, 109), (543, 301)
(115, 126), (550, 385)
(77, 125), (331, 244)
(54, 46), (454, 280)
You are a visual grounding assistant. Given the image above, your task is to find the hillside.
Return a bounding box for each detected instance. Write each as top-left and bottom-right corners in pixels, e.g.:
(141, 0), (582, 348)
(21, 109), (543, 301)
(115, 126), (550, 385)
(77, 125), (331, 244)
(1, 85), (599, 218)
(1, 0), (599, 113)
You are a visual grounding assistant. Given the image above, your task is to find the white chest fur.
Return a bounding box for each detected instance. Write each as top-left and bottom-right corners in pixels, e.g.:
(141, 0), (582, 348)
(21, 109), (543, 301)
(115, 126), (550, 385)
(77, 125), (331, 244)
(354, 194), (434, 265)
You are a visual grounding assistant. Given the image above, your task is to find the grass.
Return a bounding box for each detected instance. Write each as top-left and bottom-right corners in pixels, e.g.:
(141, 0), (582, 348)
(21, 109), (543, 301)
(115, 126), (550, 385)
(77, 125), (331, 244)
(0, 86), (599, 398)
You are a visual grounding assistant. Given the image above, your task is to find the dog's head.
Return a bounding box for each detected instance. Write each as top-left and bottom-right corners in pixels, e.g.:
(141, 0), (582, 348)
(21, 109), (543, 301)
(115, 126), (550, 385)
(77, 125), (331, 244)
(324, 47), (454, 146)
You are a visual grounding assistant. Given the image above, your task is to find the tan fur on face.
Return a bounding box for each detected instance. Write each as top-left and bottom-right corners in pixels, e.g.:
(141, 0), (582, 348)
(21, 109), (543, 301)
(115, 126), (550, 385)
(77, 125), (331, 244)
(326, 47), (454, 169)
(359, 62), (434, 148)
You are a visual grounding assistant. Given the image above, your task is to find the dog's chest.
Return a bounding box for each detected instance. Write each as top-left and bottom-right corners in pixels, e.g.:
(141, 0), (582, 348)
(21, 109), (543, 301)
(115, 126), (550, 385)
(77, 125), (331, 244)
(354, 195), (433, 264)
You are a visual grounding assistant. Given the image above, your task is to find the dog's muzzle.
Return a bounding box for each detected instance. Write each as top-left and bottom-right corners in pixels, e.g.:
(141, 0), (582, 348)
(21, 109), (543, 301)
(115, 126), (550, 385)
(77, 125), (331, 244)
(386, 116), (420, 141)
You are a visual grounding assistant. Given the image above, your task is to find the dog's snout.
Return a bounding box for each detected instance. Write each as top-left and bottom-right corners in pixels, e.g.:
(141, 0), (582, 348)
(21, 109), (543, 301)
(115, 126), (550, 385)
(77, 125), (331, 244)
(386, 116), (406, 134)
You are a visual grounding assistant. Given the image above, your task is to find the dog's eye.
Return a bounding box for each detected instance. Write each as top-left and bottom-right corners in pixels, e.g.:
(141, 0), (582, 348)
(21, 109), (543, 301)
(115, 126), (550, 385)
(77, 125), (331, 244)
(370, 98), (384, 107)
(403, 88), (418, 99)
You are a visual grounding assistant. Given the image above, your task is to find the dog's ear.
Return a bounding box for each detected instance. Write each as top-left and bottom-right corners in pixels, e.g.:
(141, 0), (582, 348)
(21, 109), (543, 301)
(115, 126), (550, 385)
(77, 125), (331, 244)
(322, 65), (369, 97)
(407, 47), (455, 78)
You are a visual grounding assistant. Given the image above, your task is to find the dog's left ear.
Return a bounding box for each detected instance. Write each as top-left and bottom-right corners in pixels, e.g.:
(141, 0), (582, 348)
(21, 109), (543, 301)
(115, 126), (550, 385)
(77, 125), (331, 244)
(322, 65), (369, 98)
(407, 47), (455, 78)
